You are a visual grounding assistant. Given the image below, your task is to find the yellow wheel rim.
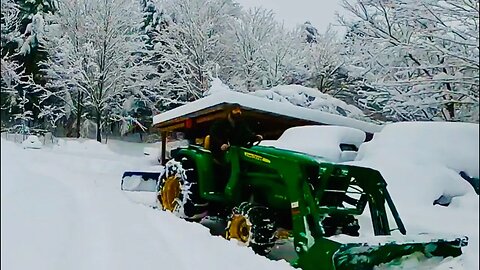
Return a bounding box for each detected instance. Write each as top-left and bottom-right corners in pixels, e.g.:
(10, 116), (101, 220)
(160, 176), (181, 212)
(227, 215), (250, 243)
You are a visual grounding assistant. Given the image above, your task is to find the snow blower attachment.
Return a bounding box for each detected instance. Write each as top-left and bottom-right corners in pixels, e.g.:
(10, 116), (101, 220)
(122, 144), (468, 270)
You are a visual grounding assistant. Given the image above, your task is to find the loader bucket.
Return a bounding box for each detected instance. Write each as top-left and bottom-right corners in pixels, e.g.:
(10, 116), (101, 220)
(294, 235), (468, 270)
(121, 171), (161, 192)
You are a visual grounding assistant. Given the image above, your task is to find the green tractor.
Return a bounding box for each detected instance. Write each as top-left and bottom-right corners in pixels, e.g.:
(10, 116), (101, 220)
(121, 103), (468, 270)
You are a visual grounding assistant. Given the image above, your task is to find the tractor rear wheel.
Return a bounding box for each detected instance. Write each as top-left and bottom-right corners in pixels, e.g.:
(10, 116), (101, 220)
(225, 202), (277, 255)
(156, 157), (207, 221)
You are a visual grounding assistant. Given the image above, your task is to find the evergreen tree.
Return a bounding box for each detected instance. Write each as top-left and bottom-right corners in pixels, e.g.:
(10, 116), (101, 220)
(3, 0), (58, 129)
(303, 21), (319, 43)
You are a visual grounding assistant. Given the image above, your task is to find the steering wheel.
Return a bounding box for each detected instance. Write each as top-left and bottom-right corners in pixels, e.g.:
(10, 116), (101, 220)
(246, 137), (262, 147)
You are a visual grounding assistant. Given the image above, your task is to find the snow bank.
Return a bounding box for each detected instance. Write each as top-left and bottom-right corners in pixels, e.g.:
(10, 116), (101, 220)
(349, 121), (479, 269)
(260, 125), (365, 162)
(53, 138), (118, 159)
(355, 122), (479, 178)
(56, 138), (109, 151)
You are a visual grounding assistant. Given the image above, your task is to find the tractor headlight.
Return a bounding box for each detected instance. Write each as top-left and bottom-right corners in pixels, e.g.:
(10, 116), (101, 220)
(333, 167), (349, 176)
(318, 166), (349, 176)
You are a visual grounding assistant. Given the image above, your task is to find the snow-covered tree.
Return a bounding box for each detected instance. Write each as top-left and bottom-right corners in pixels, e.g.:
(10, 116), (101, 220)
(303, 21), (319, 43)
(303, 27), (346, 94)
(262, 25), (308, 89)
(1, 55), (44, 132)
(139, 0), (164, 34)
(0, 0), (58, 129)
(1, 0), (21, 54)
(1, 0), (21, 115)
(153, 0), (241, 102)
(220, 7), (276, 91)
(16, 0), (57, 77)
(42, 0), (158, 141)
(339, 0), (479, 122)
(1, 0), (42, 131)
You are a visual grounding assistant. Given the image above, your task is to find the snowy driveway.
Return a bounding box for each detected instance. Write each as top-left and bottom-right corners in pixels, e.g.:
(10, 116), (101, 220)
(1, 139), (292, 270)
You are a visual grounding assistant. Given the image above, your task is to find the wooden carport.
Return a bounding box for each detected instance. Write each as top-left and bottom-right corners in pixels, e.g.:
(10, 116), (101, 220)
(151, 91), (383, 165)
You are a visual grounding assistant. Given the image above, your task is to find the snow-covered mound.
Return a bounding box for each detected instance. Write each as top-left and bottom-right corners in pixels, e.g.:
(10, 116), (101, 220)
(356, 122), (479, 178)
(22, 135), (43, 149)
(56, 138), (109, 152)
(252, 85), (365, 118)
(349, 121), (479, 269)
(260, 125), (365, 162)
(52, 138), (122, 161)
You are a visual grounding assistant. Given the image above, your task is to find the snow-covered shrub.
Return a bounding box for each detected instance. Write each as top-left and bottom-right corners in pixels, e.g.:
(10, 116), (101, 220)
(22, 135), (43, 149)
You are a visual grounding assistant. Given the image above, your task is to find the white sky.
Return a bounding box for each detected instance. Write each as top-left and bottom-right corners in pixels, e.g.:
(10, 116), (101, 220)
(234, 0), (347, 34)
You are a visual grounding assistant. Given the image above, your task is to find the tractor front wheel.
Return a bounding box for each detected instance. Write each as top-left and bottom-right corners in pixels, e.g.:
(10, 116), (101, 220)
(225, 202), (277, 255)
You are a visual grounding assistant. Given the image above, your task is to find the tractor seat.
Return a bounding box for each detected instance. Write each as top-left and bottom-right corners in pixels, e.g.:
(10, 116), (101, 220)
(204, 135), (211, 150)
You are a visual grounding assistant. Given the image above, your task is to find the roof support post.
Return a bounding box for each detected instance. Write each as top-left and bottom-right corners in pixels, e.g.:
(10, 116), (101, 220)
(161, 131), (167, 165)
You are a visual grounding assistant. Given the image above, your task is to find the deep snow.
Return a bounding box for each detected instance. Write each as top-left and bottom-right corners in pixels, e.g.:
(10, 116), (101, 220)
(1, 138), (292, 270)
(2, 122), (478, 270)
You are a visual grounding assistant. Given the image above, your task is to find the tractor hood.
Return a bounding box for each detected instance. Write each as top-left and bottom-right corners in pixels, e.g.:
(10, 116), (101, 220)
(250, 145), (331, 166)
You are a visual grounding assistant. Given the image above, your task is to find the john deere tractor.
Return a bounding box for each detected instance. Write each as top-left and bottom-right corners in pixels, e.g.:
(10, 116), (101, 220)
(122, 98), (468, 269)
(122, 141), (468, 270)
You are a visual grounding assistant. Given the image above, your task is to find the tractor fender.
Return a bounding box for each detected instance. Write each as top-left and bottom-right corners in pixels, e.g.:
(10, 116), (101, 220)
(171, 146), (215, 196)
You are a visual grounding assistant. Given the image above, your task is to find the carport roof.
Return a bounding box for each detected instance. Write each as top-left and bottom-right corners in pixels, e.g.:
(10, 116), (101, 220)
(152, 91), (383, 134)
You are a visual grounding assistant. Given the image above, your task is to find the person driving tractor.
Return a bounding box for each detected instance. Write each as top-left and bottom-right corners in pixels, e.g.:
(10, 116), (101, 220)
(209, 108), (263, 163)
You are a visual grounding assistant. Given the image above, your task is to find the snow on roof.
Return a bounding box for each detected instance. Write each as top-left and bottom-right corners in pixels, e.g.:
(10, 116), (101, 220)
(251, 84), (365, 117)
(153, 90), (383, 134)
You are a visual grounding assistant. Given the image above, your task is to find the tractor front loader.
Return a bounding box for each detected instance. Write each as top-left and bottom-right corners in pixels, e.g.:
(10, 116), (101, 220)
(122, 144), (468, 270)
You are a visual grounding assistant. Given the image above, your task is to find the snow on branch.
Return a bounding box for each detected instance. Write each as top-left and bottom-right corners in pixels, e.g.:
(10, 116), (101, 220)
(340, 0), (479, 122)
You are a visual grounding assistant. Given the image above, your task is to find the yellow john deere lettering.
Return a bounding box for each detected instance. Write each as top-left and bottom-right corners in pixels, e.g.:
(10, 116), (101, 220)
(244, 152), (271, 163)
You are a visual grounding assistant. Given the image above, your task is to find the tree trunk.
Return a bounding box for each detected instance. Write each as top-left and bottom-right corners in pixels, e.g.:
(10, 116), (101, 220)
(442, 67), (455, 120)
(75, 92), (83, 138)
(96, 110), (102, 143)
(446, 103), (454, 119)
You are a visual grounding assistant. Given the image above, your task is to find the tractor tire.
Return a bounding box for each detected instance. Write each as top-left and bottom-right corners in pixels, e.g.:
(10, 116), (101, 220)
(156, 157), (207, 221)
(225, 202), (277, 255)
